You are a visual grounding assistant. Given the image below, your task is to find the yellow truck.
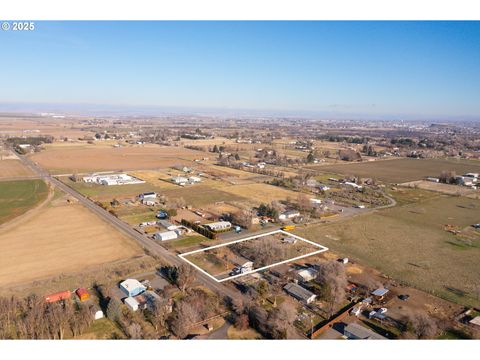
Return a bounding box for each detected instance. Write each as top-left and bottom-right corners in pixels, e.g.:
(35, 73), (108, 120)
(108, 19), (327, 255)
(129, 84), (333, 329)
(282, 225), (296, 231)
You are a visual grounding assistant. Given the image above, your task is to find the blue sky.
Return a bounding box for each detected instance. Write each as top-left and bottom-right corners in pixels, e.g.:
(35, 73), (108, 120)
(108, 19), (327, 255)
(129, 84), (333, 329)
(1, 21), (479, 119)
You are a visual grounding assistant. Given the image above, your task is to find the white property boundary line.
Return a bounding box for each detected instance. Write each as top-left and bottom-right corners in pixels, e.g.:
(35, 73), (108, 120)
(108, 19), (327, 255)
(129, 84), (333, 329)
(178, 230), (328, 283)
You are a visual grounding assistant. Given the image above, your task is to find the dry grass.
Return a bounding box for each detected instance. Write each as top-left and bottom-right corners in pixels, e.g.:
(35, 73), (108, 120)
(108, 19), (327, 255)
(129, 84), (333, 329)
(0, 159), (34, 178)
(0, 201), (141, 287)
(401, 180), (480, 199)
(218, 183), (300, 204)
(313, 158), (480, 184)
(296, 194), (480, 307)
(30, 143), (209, 173)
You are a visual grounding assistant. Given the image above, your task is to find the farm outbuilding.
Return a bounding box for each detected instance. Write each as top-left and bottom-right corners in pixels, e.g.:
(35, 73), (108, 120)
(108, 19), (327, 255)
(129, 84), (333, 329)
(124, 297), (139, 312)
(283, 283), (316, 304)
(45, 291), (72, 303)
(153, 230), (178, 241)
(75, 288), (90, 302)
(120, 279), (146, 297)
(204, 221), (232, 232)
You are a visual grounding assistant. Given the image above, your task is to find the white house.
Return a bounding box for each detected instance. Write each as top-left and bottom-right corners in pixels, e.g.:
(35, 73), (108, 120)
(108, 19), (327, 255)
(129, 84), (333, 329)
(124, 297), (139, 312)
(344, 182), (363, 190)
(310, 198), (322, 205)
(120, 279), (146, 297)
(205, 221), (232, 232)
(153, 230), (178, 241)
(139, 192), (157, 201)
(172, 176), (189, 185)
(279, 210), (300, 220)
(188, 176), (202, 184)
(296, 268), (317, 282)
(157, 220), (178, 231)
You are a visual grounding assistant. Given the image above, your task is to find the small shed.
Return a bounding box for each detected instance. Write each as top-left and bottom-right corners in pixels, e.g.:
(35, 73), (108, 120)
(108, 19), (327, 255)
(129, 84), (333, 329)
(75, 288), (90, 302)
(124, 297), (139, 312)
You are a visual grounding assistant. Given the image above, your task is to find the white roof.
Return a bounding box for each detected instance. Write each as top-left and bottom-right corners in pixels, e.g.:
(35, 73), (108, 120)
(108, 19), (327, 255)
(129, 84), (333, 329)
(372, 288), (389, 297)
(469, 316), (480, 326)
(124, 297), (139, 307)
(120, 278), (144, 291)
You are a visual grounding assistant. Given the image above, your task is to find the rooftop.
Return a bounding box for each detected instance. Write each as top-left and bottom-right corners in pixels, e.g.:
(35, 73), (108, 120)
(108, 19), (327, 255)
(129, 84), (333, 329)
(284, 282), (316, 301)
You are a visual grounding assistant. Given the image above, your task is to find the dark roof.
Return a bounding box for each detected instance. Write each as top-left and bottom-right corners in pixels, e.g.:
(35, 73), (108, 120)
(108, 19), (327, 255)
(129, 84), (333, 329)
(283, 283), (316, 302)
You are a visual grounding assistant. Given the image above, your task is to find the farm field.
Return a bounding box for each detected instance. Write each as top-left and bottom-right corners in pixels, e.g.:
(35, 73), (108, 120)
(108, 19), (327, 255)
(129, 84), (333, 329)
(296, 193), (480, 307)
(0, 179), (49, 225)
(400, 180), (480, 199)
(0, 117), (92, 138)
(29, 143), (209, 174)
(0, 200), (141, 287)
(313, 158), (480, 184)
(0, 159), (34, 178)
(162, 185), (247, 207)
(217, 183), (300, 204)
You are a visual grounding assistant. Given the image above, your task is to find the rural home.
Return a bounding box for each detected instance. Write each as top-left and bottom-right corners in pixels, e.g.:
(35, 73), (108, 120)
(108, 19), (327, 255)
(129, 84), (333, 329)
(279, 210), (300, 221)
(139, 192), (157, 201)
(371, 287), (389, 300)
(205, 221), (232, 232)
(171, 176), (189, 185)
(283, 283), (316, 304)
(343, 322), (386, 340)
(344, 181), (363, 190)
(153, 230), (178, 241)
(296, 268), (318, 282)
(120, 279), (146, 297)
(157, 220), (178, 231)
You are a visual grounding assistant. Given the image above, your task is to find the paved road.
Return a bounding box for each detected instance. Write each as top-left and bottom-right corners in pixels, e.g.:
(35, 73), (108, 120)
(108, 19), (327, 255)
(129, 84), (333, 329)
(16, 154), (240, 300)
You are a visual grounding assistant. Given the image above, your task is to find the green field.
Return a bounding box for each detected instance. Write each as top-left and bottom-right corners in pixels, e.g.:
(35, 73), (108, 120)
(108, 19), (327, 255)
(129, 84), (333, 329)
(315, 158), (480, 184)
(164, 235), (210, 250)
(0, 179), (49, 224)
(296, 191), (480, 307)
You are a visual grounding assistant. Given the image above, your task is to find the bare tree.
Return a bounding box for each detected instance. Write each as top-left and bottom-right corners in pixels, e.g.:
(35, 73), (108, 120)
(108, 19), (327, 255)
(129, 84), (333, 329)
(315, 261), (348, 317)
(403, 311), (439, 339)
(176, 264), (196, 293)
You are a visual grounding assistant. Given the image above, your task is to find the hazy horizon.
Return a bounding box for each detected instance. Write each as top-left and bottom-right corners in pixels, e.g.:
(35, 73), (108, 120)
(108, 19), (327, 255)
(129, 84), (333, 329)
(1, 21), (479, 121)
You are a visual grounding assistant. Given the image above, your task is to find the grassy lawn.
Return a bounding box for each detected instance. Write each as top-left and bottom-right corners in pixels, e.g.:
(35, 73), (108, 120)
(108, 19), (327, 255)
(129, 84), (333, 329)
(0, 179), (49, 224)
(227, 325), (262, 339)
(296, 194), (480, 308)
(164, 235), (209, 250)
(74, 318), (125, 339)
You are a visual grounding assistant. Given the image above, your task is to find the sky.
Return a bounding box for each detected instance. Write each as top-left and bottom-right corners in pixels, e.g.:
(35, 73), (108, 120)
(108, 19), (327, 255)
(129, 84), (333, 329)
(1, 21), (479, 120)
